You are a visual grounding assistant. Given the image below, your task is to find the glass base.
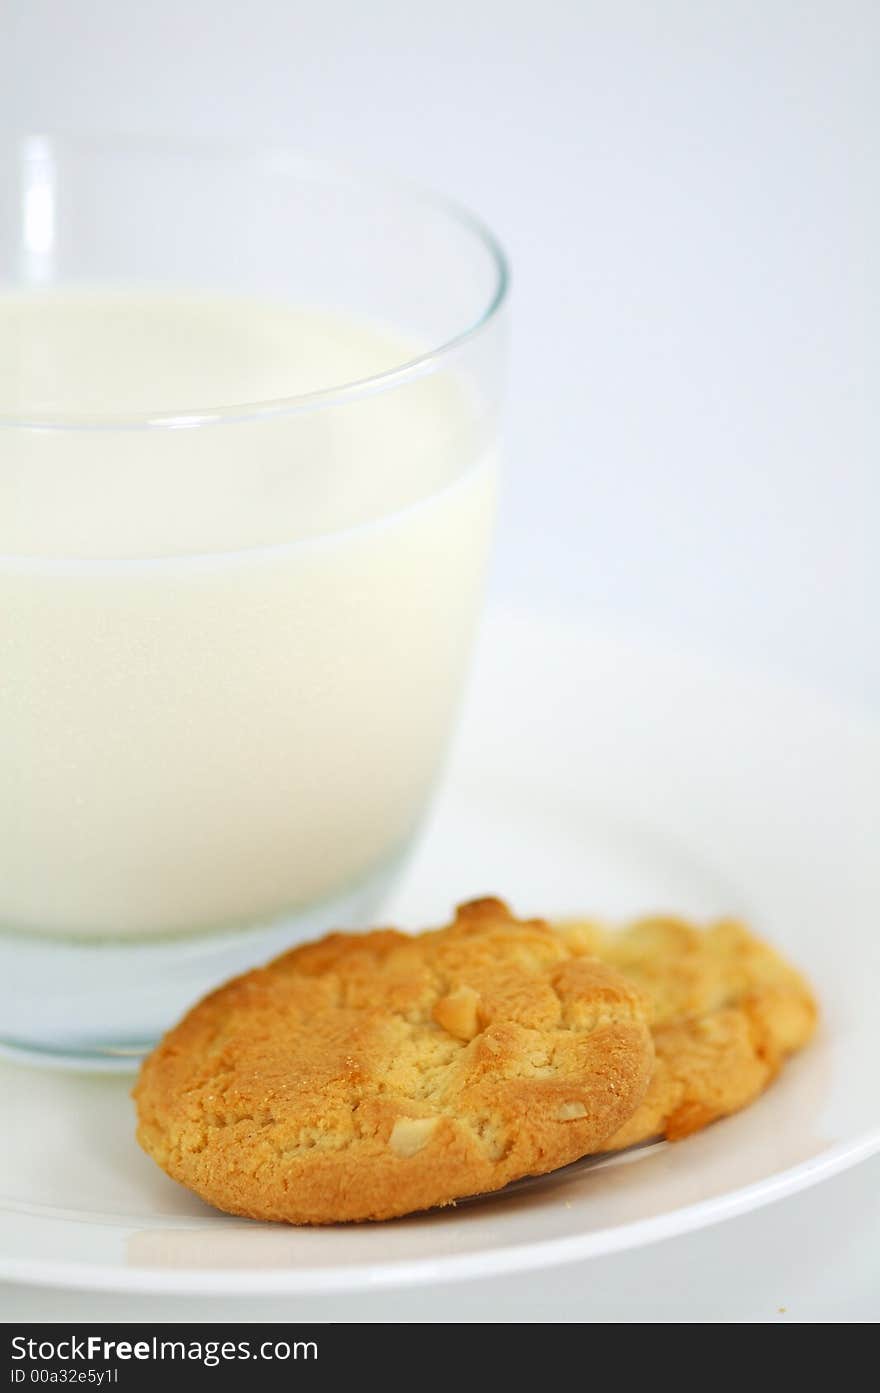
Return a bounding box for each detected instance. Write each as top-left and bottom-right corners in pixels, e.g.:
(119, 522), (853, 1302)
(0, 850), (409, 1071)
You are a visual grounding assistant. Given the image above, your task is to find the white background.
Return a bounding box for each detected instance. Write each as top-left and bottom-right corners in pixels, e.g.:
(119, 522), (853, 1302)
(2, 0), (877, 1321)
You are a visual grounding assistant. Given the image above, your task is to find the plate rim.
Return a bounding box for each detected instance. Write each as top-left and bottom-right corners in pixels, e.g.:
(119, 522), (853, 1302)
(2, 1130), (879, 1293)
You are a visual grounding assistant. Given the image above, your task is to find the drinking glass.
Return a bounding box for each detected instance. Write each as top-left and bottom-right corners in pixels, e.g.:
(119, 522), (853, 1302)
(0, 135), (508, 1065)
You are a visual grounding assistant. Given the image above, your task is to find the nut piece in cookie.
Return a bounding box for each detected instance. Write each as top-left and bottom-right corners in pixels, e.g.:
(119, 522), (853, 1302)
(134, 898), (654, 1224)
(558, 916), (817, 1149)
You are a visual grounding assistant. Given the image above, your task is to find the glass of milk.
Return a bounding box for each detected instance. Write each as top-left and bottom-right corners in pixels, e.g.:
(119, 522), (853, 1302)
(0, 135), (508, 1065)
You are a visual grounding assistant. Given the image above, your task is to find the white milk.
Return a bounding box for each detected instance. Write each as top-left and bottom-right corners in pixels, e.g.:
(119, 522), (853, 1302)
(0, 291), (497, 937)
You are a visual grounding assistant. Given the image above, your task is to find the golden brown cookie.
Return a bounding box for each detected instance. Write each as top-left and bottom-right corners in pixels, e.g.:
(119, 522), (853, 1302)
(558, 916), (817, 1148)
(135, 899), (654, 1223)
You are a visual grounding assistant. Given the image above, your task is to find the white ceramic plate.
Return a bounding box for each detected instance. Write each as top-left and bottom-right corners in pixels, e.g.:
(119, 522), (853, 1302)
(3, 609), (878, 1293)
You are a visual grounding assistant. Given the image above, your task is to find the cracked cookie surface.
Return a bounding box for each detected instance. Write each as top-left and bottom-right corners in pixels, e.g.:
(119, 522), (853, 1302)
(134, 899), (654, 1223)
(558, 916), (818, 1149)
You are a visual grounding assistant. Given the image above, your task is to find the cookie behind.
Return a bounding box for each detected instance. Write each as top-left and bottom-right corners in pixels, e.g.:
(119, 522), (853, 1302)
(558, 916), (817, 1149)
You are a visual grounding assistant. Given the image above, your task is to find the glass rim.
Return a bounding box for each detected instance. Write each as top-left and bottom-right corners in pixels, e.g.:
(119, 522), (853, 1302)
(0, 132), (510, 432)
